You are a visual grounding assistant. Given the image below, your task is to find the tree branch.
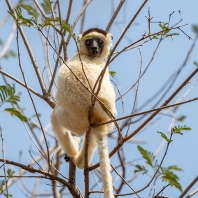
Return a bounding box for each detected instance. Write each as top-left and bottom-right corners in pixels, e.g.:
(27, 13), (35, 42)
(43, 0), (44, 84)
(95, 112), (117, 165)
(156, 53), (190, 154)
(106, 0), (126, 32)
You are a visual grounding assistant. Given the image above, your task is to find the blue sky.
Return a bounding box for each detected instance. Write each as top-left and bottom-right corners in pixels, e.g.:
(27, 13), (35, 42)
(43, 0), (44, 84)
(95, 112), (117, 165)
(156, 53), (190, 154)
(0, 0), (198, 197)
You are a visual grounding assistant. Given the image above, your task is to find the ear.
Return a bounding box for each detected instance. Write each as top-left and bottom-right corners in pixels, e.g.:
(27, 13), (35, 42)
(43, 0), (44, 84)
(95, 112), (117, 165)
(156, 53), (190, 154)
(106, 33), (113, 47)
(78, 34), (83, 42)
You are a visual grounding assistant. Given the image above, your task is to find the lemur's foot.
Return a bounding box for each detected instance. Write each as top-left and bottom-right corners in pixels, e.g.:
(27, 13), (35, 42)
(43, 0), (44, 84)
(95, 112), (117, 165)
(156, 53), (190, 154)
(64, 154), (70, 162)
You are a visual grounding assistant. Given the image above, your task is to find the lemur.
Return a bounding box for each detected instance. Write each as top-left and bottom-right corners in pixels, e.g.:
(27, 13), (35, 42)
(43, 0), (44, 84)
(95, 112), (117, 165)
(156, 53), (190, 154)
(50, 28), (117, 198)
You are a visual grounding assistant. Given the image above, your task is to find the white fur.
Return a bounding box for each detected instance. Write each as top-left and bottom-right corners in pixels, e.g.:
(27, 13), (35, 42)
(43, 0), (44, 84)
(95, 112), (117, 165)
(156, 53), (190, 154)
(50, 30), (117, 198)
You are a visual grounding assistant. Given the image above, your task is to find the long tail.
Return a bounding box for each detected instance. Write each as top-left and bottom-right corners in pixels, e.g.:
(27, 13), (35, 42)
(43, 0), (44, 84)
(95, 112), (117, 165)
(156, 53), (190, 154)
(95, 126), (114, 198)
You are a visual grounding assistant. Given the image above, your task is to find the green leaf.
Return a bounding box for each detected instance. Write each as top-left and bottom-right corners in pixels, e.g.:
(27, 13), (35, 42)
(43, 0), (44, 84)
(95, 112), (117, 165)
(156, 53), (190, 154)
(7, 169), (15, 178)
(31, 113), (41, 118)
(40, 17), (59, 28)
(137, 145), (154, 167)
(194, 61), (198, 67)
(134, 165), (147, 174)
(159, 22), (168, 30)
(152, 35), (158, 39)
(8, 6), (34, 27)
(0, 84), (20, 106)
(167, 165), (183, 172)
(192, 24), (198, 35)
(20, 4), (39, 18)
(61, 22), (76, 40)
(161, 169), (182, 192)
(165, 33), (180, 38)
(29, 122), (39, 130)
(163, 29), (170, 34)
(4, 108), (28, 122)
(41, 0), (51, 15)
(0, 39), (3, 46)
(109, 71), (116, 78)
(161, 175), (182, 192)
(2, 50), (16, 59)
(172, 125), (191, 135)
(177, 115), (186, 122)
(3, 193), (13, 197)
(80, 35), (93, 40)
(7, 10), (17, 21)
(157, 131), (173, 143)
(134, 165), (143, 173)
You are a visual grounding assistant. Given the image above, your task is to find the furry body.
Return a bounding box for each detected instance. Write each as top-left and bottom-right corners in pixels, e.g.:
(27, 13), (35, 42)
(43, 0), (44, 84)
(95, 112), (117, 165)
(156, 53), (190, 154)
(50, 29), (117, 198)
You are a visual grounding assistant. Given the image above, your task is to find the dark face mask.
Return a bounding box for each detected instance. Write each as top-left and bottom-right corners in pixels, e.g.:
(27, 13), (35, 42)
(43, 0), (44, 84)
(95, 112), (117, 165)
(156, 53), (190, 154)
(85, 37), (104, 57)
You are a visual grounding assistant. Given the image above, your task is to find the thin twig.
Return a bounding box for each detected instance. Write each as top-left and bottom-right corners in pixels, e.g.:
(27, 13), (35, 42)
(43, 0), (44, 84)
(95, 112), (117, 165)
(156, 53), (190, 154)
(80, 0), (87, 34)
(57, 0), (67, 62)
(148, 178), (157, 198)
(16, 29), (51, 172)
(32, 177), (41, 197)
(111, 164), (140, 197)
(0, 125), (9, 198)
(84, 127), (91, 198)
(179, 176), (198, 198)
(172, 10), (183, 27)
(0, 23), (16, 59)
(178, 27), (192, 40)
(106, 0), (126, 32)
(23, 122), (46, 161)
(33, 0), (46, 18)
(168, 11), (175, 27)
(125, 48), (143, 136)
(29, 151), (44, 171)
(111, 80), (125, 127)
(47, 40), (62, 97)
(117, 35), (162, 101)
(187, 188), (198, 197)
(0, 68), (43, 99)
(66, 0), (92, 45)
(154, 184), (170, 197)
(66, 0), (73, 24)
(0, 158), (68, 186)
(94, 97), (198, 127)
(3, 147), (55, 191)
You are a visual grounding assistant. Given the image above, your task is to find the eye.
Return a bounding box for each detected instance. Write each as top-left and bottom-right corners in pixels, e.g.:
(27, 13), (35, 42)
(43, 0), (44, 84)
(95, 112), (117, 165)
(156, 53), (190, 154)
(85, 40), (90, 45)
(98, 39), (103, 44)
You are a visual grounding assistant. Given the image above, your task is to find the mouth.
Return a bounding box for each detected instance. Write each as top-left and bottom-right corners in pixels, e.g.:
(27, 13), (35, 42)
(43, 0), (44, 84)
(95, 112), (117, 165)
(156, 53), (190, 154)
(91, 50), (99, 57)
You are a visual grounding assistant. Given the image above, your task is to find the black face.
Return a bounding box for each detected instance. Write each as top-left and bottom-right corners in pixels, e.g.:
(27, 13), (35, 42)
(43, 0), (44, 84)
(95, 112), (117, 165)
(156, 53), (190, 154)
(85, 37), (104, 58)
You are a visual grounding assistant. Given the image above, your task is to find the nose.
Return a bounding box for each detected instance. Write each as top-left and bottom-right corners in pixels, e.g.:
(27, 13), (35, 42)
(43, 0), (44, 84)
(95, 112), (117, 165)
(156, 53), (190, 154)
(91, 46), (97, 50)
(90, 40), (98, 50)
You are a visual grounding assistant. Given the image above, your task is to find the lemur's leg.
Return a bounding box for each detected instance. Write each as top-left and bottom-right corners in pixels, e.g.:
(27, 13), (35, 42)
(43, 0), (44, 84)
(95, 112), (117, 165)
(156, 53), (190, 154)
(50, 110), (80, 157)
(72, 129), (98, 169)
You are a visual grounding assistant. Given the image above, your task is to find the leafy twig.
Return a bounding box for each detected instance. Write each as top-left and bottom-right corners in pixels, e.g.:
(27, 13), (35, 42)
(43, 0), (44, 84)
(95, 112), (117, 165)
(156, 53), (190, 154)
(0, 68), (43, 99)
(6, 0), (46, 95)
